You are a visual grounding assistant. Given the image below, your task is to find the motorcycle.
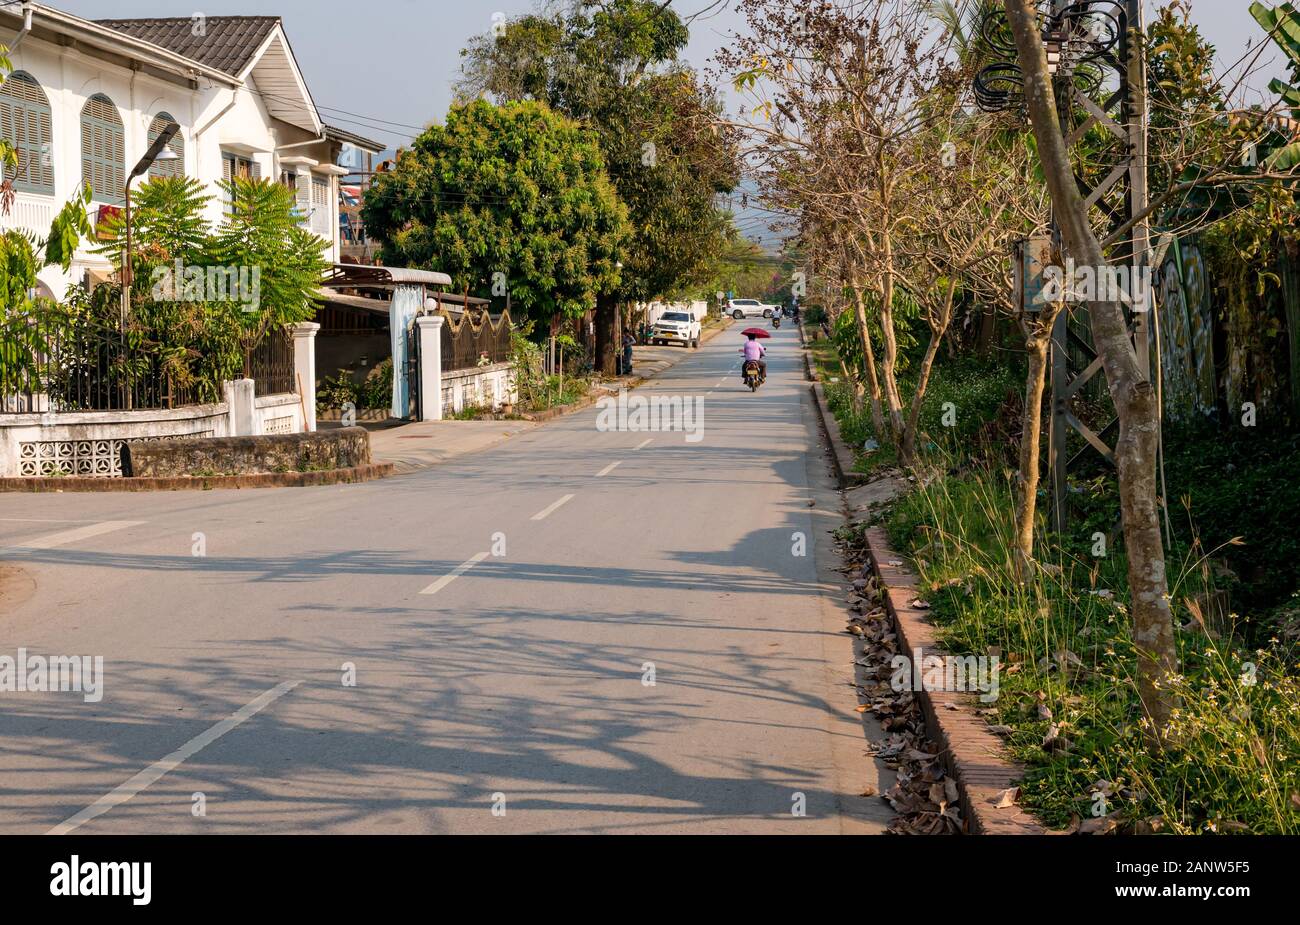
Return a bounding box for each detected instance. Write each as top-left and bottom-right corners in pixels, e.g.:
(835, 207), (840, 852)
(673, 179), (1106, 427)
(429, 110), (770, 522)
(771, 315), (782, 329)
(742, 359), (764, 392)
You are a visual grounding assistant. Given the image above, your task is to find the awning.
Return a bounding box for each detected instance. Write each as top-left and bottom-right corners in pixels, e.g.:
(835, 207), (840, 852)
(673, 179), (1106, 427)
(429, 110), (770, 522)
(322, 264), (452, 289)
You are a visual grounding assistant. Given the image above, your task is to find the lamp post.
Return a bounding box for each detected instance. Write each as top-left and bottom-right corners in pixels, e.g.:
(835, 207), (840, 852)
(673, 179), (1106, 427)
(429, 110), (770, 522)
(120, 120), (180, 331)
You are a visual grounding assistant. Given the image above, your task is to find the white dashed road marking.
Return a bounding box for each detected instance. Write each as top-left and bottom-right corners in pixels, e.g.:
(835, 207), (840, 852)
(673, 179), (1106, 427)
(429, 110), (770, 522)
(531, 494), (575, 521)
(48, 680), (301, 835)
(3, 520), (143, 553)
(421, 551), (491, 595)
(597, 461), (623, 477)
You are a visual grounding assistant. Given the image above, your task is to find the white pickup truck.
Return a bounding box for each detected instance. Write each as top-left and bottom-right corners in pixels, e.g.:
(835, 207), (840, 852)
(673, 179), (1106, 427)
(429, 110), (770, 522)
(726, 298), (780, 319)
(650, 310), (702, 348)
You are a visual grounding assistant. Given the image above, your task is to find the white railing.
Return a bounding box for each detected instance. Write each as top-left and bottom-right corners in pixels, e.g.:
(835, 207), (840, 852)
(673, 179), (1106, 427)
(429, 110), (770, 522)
(0, 193), (55, 239)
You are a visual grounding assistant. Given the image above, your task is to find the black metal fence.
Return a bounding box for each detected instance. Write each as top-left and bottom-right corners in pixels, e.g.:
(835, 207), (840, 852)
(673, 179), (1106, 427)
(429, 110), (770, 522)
(440, 308), (512, 371)
(406, 319), (421, 420)
(1, 311), (200, 413)
(250, 327), (295, 396)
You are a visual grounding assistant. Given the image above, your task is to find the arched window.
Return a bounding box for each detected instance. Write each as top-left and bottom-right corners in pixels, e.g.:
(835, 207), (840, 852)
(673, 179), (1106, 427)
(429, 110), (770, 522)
(80, 93), (124, 204)
(0, 71), (54, 195)
(147, 112), (184, 179)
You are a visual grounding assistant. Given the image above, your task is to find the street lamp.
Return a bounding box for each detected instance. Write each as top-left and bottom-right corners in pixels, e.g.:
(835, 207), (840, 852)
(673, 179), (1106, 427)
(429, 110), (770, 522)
(120, 120), (180, 330)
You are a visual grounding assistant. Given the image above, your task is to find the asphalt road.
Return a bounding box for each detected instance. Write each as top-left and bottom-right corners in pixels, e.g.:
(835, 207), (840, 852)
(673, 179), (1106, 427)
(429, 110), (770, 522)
(0, 324), (893, 834)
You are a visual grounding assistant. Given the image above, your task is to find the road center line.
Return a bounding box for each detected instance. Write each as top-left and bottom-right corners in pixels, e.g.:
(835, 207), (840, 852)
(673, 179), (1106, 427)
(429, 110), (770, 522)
(3, 520), (143, 553)
(531, 493), (575, 521)
(634, 438), (653, 450)
(420, 551), (491, 595)
(596, 461), (623, 477)
(47, 680), (300, 836)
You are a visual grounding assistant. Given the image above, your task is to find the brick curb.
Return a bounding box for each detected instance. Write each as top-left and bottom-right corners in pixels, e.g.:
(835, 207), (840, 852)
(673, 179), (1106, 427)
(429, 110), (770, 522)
(0, 462), (394, 492)
(861, 524), (1046, 835)
(516, 392), (601, 422)
(809, 382), (864, 488)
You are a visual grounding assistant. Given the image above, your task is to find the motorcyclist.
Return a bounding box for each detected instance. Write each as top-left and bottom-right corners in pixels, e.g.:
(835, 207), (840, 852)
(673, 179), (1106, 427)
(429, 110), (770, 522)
(740, 333), (767, 383)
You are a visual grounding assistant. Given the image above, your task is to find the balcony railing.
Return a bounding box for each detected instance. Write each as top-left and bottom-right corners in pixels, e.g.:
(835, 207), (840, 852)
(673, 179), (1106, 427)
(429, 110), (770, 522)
(0, 193), (55, 240)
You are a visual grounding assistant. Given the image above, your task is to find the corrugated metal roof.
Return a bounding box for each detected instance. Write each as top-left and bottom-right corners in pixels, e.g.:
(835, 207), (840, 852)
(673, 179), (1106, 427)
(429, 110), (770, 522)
(95, 16), (280, 76)
(323, 264), (454, 287)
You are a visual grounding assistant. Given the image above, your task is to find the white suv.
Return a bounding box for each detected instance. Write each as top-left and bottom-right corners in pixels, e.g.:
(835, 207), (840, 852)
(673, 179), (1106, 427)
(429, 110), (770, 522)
(727, 298), (778, 319)
(651, 311), (701, 348)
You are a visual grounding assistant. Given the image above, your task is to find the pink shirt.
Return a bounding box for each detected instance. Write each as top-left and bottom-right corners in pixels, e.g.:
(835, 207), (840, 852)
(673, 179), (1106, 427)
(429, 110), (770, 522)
(742, 341), (766, 361)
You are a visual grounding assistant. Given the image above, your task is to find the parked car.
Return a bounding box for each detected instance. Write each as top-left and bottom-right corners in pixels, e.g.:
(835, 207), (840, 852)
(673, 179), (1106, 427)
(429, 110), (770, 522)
(726, 298), (779, 319)
(651, 311), (702, 348)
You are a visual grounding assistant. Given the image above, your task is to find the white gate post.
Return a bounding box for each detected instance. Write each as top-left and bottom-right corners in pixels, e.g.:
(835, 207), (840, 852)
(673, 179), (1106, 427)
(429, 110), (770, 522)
(288, 321), (320, 431)
(224, 378), (256, 436)
(414, 314), (444, 421)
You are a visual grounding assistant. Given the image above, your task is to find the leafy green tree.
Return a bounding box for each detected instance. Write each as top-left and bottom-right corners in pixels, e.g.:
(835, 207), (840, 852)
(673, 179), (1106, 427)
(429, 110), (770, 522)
(92, 176), (325, 388)
(362, 98), (628, 327)
(1250, 1), (1300, 168)
(458, 0), (739, 372)
(212, 176), (328, 374)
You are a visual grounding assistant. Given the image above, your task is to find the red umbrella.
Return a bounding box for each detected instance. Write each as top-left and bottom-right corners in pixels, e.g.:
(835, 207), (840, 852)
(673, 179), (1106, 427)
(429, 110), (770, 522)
(740, 327), (771, 338)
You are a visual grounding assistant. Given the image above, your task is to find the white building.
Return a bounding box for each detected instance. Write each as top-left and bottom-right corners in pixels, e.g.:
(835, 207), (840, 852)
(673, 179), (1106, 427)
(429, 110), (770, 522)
(0, 2), (384, 298)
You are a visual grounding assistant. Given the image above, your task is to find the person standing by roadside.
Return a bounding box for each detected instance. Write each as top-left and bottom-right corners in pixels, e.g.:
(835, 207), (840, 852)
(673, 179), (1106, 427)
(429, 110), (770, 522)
(622, 329), (636, 375)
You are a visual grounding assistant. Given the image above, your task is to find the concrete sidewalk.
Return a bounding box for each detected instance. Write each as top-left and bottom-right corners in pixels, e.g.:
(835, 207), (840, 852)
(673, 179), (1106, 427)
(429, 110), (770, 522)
(365, 419), (536, 474)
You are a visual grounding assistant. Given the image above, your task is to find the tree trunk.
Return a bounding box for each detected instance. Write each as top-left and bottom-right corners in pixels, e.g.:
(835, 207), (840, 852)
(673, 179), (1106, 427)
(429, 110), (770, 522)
(877, 274), (906, 444)
(1005, 0), (1176, 738)
(1014, 327), (1051, 579)
(850, 283), (888, 440)
(977, 303), (997, 353)
(901, 280), (959, 464)
(901, 328), (942, 465)
(595, 292), (618, 376)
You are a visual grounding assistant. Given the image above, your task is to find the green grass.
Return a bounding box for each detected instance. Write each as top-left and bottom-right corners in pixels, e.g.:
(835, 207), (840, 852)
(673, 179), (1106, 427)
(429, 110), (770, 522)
(812, 334), (1020, 474)
(879, 465), (1300, 833)
(809, 316), (1300, 832)
(516, 374), (591, 414)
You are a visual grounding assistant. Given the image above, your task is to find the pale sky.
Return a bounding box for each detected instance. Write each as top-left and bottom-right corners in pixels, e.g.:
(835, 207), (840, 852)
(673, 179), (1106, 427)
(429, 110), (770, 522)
(45, 0), (1295, 249)
(51, 1), (1289, 148)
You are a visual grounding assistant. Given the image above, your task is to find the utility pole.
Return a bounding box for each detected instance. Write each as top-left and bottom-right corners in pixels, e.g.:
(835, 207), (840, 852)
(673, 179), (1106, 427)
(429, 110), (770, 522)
(979, 0), (1152, 532)
(1047, 0), (1153, 531)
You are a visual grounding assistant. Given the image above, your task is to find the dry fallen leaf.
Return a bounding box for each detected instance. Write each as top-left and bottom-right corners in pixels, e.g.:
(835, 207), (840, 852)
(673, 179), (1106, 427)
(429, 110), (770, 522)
(1078, 813), (1121, 835)
(991, 786), (1020, 808)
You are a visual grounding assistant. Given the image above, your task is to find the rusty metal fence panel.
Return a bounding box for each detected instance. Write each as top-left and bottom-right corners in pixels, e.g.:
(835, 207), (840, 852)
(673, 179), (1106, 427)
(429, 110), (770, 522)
(250, 327), (295, 396)
(439, 308), (512, 371)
